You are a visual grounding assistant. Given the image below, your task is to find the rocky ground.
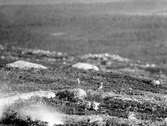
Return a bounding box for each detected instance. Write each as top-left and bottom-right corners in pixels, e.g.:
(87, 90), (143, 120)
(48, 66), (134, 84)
(0, 44), (167, 126)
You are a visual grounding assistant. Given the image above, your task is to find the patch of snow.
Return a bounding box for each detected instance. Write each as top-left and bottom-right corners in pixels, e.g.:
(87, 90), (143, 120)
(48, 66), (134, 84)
(82, 53), (129, 62)
(51, 32), (65, 36)
(15, 47), (66, 57)
(135, 63), (157, 69)
(32, 49), (54, 55)
(19, 104), (64, 126)
(31, 49), (64, 57)
(89, 115), (104, 124)
(110, 54), (129, 62)
(0, 90), (55, 119)
(0, 90), (55, 105)
(72, 62), (99, 71)
(6, 60), (47, 70)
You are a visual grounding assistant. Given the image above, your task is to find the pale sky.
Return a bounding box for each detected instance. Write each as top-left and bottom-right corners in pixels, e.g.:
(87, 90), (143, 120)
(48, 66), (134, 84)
(0, 0), (167, 14)
(0, 0), (161, 5)
(0, 0), (166, 5)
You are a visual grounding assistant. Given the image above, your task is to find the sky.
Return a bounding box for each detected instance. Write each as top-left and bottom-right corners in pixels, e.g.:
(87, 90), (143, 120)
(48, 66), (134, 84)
(0, 0), (129, 5)
(0, 0), (167, 14)
(0, 0), (165, 5)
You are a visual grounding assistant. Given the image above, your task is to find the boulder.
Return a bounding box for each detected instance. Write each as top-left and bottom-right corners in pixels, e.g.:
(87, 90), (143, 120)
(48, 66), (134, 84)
(72, 62), (99, 71)
(6, 60), (47, 70)
(72, 88), (87, 100)
(56, 88), (87, 101)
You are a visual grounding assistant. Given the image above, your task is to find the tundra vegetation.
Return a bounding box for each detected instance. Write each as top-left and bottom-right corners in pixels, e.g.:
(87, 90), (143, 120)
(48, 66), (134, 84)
(0, 2), (167, 126)
(0, 45), (167, 126)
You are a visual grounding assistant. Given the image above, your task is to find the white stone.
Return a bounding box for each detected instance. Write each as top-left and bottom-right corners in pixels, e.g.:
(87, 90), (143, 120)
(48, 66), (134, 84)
(6, 60), (47, 70)
(152, 80), (161, 86)
(72, 62), (99, 71)
(128, 112), (137, 121)
(91, 101), (100, 111)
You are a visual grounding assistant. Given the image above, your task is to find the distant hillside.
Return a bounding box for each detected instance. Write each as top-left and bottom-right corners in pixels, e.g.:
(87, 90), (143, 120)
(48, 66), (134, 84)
(0, 2), (167, 27)
(0, 3), (167, 63)
(0, 3), (133, 26)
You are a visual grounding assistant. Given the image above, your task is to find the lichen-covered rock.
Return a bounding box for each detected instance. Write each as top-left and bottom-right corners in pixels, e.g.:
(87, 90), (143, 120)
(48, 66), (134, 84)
(56, 88), (87, 101)
(72, 88), (87, 100)
(6, 60), (47, 70)
(72, 62), (99, 71)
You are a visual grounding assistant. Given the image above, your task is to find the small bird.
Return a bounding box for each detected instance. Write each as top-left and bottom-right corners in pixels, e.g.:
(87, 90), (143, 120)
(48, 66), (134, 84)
(77, 78), (81, 87)
(97, 82), (103, 91)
